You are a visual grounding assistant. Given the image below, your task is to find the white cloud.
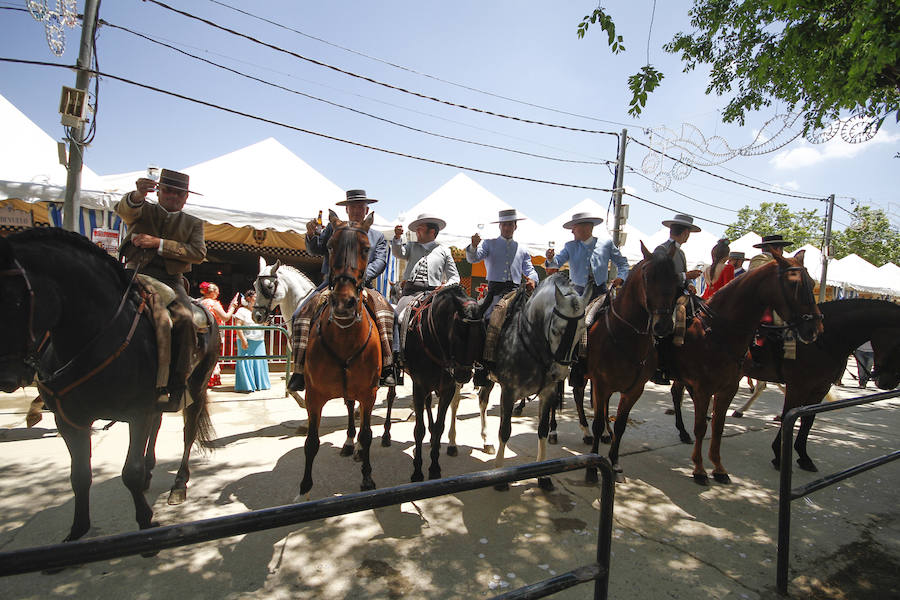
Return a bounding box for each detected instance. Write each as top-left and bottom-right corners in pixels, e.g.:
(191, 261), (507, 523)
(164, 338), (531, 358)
(780, 180), (800, 190)
(770, 129), (900, 170)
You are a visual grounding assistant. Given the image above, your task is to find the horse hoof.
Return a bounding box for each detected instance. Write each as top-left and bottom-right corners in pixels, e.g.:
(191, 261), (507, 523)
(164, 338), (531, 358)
(548, 432), (558, 445)
(360, 480), (376, 491)
(381, 436), (392, 447)
(600, 434), (611, 445)
(732, 410), (744, 418)
(538, 476), (554, 491)
(353, 450), (364, 463)
(797, 458), (818, 472)
(483, 444), (496, 455)
(494, 482), (510, 491)
(428, 469), (442, 480)
(712, 472), (731, 484)
(664, 408), (675, 415)
(512, 405), (524, 417)
(692, 473), (709, 486)
(447, 445), (458, 457)
(339, 444), (354, 457)
(411, 472), (424, 483)
(585, 468), (598, 484)
(771, 458), (781, 471)
(679, 432), (692, 444)
(167, 488), (187, 505)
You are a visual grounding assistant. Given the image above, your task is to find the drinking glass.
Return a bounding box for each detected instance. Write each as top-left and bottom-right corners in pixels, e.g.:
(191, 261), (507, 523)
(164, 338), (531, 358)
(146, 164), (160, 182)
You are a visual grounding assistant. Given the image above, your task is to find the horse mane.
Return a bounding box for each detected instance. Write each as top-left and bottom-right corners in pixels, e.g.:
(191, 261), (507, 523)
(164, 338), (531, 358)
(272, 262), (313, 285)
(9, 227), (131, 288)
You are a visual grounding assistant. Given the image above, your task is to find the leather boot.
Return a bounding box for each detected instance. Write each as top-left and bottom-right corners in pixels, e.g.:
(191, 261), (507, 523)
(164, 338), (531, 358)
(287, 372), (305, 392)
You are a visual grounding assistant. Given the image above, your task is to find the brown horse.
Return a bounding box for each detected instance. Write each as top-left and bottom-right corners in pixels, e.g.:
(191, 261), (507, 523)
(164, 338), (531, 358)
(583, 242), (681, 482)
(299, 212), (382, 496)
(647, 251), (822, 485)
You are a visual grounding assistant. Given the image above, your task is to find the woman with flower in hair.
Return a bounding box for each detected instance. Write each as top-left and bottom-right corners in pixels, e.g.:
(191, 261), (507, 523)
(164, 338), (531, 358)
(701, 238), (734, 300)
(198, 281), (239, 387)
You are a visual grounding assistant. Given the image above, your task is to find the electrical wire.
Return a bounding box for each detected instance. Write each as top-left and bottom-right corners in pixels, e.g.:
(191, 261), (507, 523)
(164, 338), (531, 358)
(627, 167), (741, 213)
(144, 0), (621, 138)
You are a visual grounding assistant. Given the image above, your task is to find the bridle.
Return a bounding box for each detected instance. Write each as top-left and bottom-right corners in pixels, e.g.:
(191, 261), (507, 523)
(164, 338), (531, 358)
(327, 224), (369, 328)
(412, 289), (481, 375)
(607, 261), (672, 337)
(253, 273), (280, 322)
(0, 259), (48, 373)
(762, 264), (823, 343)
(549, 304), (586, 366)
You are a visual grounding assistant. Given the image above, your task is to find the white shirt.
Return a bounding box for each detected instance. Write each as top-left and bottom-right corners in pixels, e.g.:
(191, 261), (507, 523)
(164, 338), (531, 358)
(234, 306), (264, 341)
(392, 238), (460, 286)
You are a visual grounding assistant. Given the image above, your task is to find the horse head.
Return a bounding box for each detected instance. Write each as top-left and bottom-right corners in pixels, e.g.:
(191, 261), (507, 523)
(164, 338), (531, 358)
(327, 211), (372, 320)
(446, 285), (485, 383)
(538, 274), (586, 366)
(640, 241), (680, 338)
(769, 249), (823, 344)
(253, 257), (283, 324)
(0, 236), (39, 392)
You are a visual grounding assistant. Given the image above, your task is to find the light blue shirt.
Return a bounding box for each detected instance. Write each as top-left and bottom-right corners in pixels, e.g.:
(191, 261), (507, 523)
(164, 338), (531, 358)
(546, 237), (629, 287)
(465, 237), (538, 284)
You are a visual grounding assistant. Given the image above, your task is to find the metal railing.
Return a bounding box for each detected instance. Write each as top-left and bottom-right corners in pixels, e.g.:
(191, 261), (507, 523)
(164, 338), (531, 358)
(776, 389), (900, 594)
(219, 324), (291, 397)
(0, 455), (615, 599)
(217, 314), (289, 367)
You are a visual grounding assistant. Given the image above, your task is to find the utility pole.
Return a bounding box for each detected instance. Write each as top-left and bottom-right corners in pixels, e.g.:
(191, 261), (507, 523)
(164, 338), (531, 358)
(818, 193), (835, 302)
(612, 128), (627, 247)
(61, 0), (101, 233)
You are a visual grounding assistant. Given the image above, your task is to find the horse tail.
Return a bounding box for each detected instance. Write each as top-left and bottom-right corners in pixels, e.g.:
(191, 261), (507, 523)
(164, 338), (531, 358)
(194, 394), (216, 451)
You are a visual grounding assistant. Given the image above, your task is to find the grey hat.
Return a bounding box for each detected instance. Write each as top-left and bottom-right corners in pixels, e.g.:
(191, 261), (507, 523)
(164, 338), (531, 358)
(492, 209), (526, 223)
(563, 211), (604, 229)
(337, 189), (378, 206)
(662, 213), (701, 232)
(728, 251), (748, 262)
(408, 212), (447, 232)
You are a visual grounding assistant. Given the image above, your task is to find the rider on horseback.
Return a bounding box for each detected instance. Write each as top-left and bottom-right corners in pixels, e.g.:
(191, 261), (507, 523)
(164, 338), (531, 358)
(116, 169), (205, 410)
(391, 213), (460, 372)
(749, 234), (796, 363)
(288, 189), (394, 391)
(467, 209), (538, 379)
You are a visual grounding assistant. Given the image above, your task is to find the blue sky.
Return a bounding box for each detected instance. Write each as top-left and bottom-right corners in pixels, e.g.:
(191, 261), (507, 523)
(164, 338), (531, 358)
(1, 0), (897, 238)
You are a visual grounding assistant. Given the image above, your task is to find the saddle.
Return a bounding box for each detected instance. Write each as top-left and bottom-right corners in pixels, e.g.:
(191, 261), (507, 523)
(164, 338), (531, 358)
(577, 293), (609, 358)
(397, 290), (436, 362)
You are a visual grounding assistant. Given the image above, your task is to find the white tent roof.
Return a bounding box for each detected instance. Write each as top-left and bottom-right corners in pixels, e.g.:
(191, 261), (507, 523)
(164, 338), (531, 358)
(828, 254), (899, 295)
(400, 173), (545, 252)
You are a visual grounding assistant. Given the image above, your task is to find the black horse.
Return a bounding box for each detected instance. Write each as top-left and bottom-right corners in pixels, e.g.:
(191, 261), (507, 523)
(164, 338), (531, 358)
(401, 284), (484, 481)
(0, 228), (217, 542)
(670, 298), (900, 472)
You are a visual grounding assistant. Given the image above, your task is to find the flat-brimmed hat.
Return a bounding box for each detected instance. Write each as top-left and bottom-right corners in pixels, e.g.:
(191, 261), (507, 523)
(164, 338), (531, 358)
(563, 211), (604, 229)
(728, 251), (748, 262)
(492, 209), (526, 223)
(662, 213), (701, 232)
(159, 169), (202, 195)
(337, 189), (378, 206)
(753, 234), (793, 249)
(408, 212), (446, 232)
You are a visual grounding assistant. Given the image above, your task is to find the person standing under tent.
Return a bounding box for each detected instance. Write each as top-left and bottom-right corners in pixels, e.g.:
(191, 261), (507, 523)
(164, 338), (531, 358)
(233, 289), (271, 393)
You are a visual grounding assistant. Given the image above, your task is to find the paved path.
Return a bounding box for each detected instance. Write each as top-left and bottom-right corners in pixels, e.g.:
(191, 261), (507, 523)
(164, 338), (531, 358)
(0, 369), (897, 599)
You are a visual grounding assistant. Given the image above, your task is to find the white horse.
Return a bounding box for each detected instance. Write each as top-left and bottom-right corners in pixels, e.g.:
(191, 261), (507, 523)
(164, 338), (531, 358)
(252, 257), (316, 410)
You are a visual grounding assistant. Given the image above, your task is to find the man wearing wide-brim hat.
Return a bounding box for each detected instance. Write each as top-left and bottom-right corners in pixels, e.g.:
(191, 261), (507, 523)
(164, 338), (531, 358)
(727, 251), (749, 277)
(655, 213), (702, 291)
(289, 189), (394, 391)
(749, 234), (793, 271)
(116, 168), (206, 410)
(545, 211), (630, 298)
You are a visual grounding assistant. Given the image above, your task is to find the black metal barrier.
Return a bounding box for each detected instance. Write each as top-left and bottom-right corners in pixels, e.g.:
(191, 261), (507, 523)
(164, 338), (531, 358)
(776, 389), (900, 594)
(0, 455), (615, 599)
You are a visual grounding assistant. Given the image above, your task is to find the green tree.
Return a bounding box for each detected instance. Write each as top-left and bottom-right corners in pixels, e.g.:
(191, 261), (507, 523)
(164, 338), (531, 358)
(579, 1), (900, 130)
(831, 205), (900, 266)
(724, 202), (823, 246)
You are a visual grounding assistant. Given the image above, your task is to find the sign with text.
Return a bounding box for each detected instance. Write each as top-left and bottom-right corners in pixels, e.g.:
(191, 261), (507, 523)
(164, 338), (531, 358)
(0, 205), (33, 228)
(92, 228), (120, 256)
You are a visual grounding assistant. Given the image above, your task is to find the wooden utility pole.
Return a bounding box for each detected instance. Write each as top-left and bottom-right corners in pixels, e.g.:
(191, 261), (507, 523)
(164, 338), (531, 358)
(612, 129), (627, 247)
(62, 0), (101, 232)
(818, 194), (835, 302)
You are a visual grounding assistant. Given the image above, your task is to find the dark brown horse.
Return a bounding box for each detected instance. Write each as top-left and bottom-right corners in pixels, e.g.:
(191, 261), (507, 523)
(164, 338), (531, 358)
(670, 298), (900, 472)
(582, 242), (681, 482)
(300, 212), (382, 496)
(0, 228), (217, 542)
(402, 284), (484, 481)
(647, 251), (822, 485)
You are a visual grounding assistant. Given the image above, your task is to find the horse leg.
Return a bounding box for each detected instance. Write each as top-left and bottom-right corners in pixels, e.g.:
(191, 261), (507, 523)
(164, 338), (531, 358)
(690, 392), (712, 485)
(170, 379), (214, 505)
(143, 412), (162, 492)
(122, 418), (158, 544)
(493, 388), (516, 491)
(428, 383), (453, 479)
(447, 383), (461, 457)
(358, 400), (376, 491)
(289, 390), (307, 410)
(536, 389), (557, 491)
(671, 382), (693, 444)
(410, 382), (427, 482)
(586, 386), (613, 483)
(381, 385), (395, 447)
(512, 396), (526, 416)
(58, 422), (93, 542)
(708, 386), (738, 484)
(733, 380), (765, 418)
(573, 380), (592, 445)
(607, 391), (640, 484)
(795, 413), (818, 472)
(298, 396), (323, 500)
(479, 382), (495, 454)
(548, 381), (562, 445)
(341, 398), (357, 458)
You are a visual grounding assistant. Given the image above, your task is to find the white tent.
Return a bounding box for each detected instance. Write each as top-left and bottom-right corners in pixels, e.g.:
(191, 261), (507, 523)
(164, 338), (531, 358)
(828, 254), (899, 295)
(641, 227), (721, 269)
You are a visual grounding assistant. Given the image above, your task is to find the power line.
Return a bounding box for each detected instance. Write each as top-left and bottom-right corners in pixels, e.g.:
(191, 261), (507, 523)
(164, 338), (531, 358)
(206, 0), (638, 130)
(627, 167), (741, 214)
(145, 0), (621, 138)
(103, 20), (614, 167)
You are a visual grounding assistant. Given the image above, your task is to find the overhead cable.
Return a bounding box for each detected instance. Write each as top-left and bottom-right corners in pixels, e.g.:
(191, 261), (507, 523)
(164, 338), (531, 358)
(144, 0), (620, 138)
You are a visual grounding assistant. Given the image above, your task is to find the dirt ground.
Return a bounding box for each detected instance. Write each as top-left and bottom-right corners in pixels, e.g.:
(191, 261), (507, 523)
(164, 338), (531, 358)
(0, 366), (897, 599)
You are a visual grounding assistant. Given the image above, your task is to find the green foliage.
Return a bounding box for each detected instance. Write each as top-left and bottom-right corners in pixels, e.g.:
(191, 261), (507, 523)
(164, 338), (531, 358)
(627, 65), (665, 117)
(831, 205), (900, 266)
(724, 202), (824, 247)
(578, 1), (900, 130)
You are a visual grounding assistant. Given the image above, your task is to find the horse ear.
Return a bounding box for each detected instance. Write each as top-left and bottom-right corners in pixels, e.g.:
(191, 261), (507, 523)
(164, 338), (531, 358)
(641, 241), (651, 260)
(554, 282), (566, 307)
(327, 209), (340, 226)
(361, 212), (374, 232)
(258, 256), (266, 274)
(792, 249), (806, 266)
(273, 259), (282, 274)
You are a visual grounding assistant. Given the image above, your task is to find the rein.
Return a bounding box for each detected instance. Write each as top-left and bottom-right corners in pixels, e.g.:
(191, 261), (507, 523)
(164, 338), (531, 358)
(315, 303), (374, 398)
(411, 288), (480, 376)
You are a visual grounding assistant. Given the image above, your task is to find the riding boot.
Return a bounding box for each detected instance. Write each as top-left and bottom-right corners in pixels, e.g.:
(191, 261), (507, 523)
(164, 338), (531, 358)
(379, 365), (396, 387)
(650, 369), (670, 386)
(288, 351), (306, 392)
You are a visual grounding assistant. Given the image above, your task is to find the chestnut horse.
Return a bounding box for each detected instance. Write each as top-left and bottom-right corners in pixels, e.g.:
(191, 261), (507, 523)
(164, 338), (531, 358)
(403, 284), (484, 481)
(583, 242), (681, 482)
(299, 212), (382, 496)
(670, 298), (900, 472)
(0, 228), (217, 542)
(649, 251), (822, 485)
